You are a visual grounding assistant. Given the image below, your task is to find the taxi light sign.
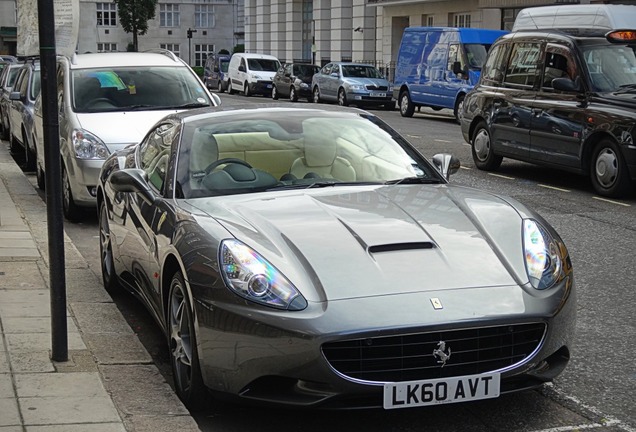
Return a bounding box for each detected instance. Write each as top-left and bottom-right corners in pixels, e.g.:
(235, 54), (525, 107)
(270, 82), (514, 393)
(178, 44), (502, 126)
(606, 30), (636, 43)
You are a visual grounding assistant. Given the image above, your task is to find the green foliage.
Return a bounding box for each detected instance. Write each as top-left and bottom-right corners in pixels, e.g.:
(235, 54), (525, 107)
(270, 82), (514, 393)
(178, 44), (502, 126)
(191, 66), (204, 77)
(233, 44), (245, 54)
(126, 42), (135, 52)
(114, 0), (158, 51)
(219, 49), (230, 55)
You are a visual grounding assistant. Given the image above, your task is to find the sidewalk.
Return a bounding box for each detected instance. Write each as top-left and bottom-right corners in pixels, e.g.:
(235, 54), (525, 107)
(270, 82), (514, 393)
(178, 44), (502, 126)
(0, 142), (200, 431)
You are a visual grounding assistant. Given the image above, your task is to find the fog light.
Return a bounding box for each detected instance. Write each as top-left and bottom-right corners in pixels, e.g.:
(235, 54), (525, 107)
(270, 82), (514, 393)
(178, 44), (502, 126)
(354, 96), (362, 100)
(88, 186), (97, 197)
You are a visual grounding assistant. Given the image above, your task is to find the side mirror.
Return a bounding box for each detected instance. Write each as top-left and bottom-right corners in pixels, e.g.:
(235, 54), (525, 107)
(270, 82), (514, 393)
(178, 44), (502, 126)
(284, 72), (291, 77)
(330, 72), (339, 78)
(553, 77), (582, 93)
(432, 153), (460, 180)
(238, 65), (246, 72)
(213, 66), (219, 72)
(452, 61), (463, 75)
(109, 169), (157, 205)
(9, 91), (22, 102)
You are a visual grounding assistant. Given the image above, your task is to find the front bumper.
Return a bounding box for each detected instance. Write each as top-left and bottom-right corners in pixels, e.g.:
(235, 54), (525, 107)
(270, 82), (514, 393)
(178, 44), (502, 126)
(349, 92), (394, 106)
(248, 80), (274, 95)
(192, 278), (576, 408)
(65, 158), (103, 206)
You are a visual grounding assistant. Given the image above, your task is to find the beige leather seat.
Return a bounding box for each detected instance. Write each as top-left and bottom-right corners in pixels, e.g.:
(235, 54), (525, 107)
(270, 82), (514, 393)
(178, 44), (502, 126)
(289, 122), (356, 181)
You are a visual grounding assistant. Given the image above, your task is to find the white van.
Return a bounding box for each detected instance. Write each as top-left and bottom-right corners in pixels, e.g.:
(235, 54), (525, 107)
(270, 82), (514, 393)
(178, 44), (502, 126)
(227, 53), (281, 96)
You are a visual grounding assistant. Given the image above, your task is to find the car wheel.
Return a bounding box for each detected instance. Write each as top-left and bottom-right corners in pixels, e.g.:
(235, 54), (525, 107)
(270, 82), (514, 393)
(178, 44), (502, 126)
(454, 94), (465, 125)
(243, 82), (251, 97)
(338, 88), (349, 106)
(471, 121), (503, 171)
(62, 166), (82, 222)
(36, 161), (45, 190)
(24, 132), (36, 172)
(168, 270), (208, 411)
(272, 85), (279, 100)
(0, 116), (7, 140)
(99, 201), (120, 293)
(590, 138), (631, 198)
(399, 90), (415, 117)
(217, 81), (224, 93)
(228, 82), (234, 94)
(313, 86), (321, 103)
(9, 133), (20, 154)
(290, 87), (298, 102)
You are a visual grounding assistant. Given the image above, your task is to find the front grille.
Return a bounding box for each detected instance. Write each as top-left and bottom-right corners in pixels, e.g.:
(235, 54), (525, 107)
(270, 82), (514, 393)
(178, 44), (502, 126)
(366, 85), (388, 91)
(322, 323), (546, 382)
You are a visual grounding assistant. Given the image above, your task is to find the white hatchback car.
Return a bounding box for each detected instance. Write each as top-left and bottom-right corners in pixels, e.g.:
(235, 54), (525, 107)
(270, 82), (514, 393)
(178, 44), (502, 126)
(34, 50), (219, 221)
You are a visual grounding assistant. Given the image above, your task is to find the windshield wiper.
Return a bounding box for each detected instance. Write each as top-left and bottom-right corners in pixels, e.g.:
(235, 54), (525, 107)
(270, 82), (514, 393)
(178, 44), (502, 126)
(615, 83), (636, 94)
(384, 176), (443, 185)
(173, 102), (211, 109)
(120, 102), (210, 111)
(268, 181), (380, 191)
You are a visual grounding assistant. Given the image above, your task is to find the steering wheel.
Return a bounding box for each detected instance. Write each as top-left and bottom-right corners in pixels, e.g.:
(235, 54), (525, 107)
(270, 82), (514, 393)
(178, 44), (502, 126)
(204, 158), (253, 175)
(86, 98), (115, 108)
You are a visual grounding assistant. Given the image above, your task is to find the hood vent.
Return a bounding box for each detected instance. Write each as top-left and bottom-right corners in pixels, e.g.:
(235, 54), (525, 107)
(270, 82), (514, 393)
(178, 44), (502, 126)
(368, 242), (435, 254)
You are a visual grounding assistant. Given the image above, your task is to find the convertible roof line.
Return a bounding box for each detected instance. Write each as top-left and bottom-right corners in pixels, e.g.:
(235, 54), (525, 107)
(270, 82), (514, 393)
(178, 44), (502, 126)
(368, 242), (435, 254)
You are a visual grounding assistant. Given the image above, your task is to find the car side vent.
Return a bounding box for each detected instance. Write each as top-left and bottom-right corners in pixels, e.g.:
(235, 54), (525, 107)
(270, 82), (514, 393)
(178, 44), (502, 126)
(368, 242), (435, 254)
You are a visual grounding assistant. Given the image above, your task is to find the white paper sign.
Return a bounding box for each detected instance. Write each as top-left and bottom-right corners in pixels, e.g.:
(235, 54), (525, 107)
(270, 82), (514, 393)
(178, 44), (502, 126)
(17, 0), (79, 57)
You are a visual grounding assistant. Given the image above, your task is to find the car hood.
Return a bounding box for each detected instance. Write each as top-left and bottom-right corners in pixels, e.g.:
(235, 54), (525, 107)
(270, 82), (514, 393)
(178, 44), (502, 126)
(186, 185), (528, 302)
(76, 110), (180, 149)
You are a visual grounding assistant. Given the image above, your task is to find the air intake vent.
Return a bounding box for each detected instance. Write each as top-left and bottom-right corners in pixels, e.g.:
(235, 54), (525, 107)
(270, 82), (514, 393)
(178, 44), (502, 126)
(368, 242), (434, 254)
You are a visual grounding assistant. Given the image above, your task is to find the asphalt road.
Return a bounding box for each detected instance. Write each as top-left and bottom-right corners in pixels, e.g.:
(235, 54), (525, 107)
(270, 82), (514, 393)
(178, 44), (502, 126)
(16, 93), (636, 431)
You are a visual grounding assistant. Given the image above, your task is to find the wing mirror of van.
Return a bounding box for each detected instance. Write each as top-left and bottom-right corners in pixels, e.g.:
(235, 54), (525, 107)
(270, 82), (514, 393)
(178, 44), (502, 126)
(239, 65), (246, 72)
(213, 66), (219, 72)
(553, 77), (583, 93)
(452, 61), (463, 75)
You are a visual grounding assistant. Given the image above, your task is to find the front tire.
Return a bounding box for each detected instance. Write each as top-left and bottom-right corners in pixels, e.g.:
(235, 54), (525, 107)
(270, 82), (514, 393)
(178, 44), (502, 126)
(228, 82), (235, 94)
(337, 88), (348, 106)
(590, 138), (631, 198)
(399, 90), (415, 117)
(62, 166), (82, 222)
(243, 82), (251, 97)
(99, 201), (120, 293)
(24, 132), (36, 172)
(271, 85), (279, 100)
(36, 161), (45, 190)
(313, 86), (321, 103)
(217, 81), (224, 93)
(290, 86), (298, 102)
(454, 94), (465, 124)
(471, 121), (503, 171)
(168, 271), (208, 411)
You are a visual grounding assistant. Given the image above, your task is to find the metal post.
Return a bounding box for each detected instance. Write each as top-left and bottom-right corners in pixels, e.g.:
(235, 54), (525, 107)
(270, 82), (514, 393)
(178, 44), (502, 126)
(36, 0), (67, 361)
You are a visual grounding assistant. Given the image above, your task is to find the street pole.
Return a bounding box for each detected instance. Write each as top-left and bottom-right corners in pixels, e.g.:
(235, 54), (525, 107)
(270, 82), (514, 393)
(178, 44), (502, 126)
(187, 28), (197, 66)
(36, 0), (67, 361)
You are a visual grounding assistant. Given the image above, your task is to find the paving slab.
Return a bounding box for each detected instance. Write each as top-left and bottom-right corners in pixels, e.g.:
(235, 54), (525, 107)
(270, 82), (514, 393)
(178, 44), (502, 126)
(0, 397), (21, 426)
(84, 334), (153, 365)
(0, 373), (15, 398)
(26, 425), (127, 432)
(19, 395), (121, 425)
(0, 290), (49, 304)
(122, 414), (200, 432)
(15, 372), (108, 398)
(0, 302), (68, 318)
(0, 355), (9, 373)
(6, 333), (86, 352)
(8, 351), (55, 373)
(0, 262), (46, 289)
(71, 303), (135, 334)
(1, 317), (79, 334)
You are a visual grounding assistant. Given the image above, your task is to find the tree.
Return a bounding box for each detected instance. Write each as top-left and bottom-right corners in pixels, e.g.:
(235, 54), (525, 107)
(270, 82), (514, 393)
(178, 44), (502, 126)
(114, 0), (158, 52)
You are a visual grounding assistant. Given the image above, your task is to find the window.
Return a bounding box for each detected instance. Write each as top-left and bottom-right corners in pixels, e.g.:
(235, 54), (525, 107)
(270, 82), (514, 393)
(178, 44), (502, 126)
(504, 43), (541, 87)
(160, 4), (180, 27)
(542, 45), (576, 89)
(194, 44), (214, 67)
(97, 43), (117, 52)
(160, 43), (181, 58)
(453, 13), (471, 28)
(447, 44), (465, 77)
(481, 43), (510, 85)
(423, 14), (434, 26)
(195, 5), (215, 28)
(140, 123), (177, 192)
(97, 3), (117, 26)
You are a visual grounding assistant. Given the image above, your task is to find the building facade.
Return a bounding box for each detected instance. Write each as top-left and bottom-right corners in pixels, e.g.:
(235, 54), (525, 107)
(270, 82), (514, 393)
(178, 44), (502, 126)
(0, 0), (245, 67)
(243, 0), (607, 70)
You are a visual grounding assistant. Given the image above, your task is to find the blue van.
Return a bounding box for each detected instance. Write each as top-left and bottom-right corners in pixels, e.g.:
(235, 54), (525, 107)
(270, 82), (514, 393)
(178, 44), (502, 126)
(393, 27), (507, 122)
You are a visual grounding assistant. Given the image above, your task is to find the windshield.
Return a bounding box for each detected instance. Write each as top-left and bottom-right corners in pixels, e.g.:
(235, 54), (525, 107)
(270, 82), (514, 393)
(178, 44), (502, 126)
(71, 66), (211, 113)
(464, 44), (491, 69)
(220, 60), (229, 73)
(294, 64), (320, 77)
(7, 67), (20, 87)
(342, 65), (383, 78)
(582, 45), (636, 92)
(247, 58), (280, 72)
(177, 110), (442, 199)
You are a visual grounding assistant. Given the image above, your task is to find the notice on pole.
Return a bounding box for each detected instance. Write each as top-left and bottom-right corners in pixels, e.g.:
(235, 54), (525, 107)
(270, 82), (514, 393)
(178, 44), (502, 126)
(16, 0), (79, 58)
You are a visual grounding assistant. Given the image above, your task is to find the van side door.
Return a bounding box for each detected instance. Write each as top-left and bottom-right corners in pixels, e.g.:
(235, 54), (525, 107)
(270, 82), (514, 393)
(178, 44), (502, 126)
(530, 44), (585, 168)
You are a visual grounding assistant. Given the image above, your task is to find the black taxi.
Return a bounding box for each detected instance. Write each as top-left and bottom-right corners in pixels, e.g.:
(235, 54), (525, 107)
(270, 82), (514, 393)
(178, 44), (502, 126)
(460, 5), (636, 198)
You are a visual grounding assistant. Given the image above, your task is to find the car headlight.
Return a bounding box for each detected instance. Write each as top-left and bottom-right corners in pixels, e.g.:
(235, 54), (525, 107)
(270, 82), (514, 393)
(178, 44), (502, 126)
(219, 239), (307, 311)
(71, 129), (109, 159)
(300, 82), (309, 89)
(250, 73), (263, 80)
(348, 84), (365, 91)
(523, 219), (567, 290)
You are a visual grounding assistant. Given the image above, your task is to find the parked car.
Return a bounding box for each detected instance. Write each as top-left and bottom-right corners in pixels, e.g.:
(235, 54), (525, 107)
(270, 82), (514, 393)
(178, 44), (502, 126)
(0, 62), (23, 140)
(97, 105), (575, 411)
(227, 52), (280, 96)
(272, 62), (320, 102)
(8, 58), (40, 170)
(461, 4), (636, 198)
(33, 50), (219, 221)
(0, 55), (17, 63)
(394, 27), (507, 122)
(312, 62), (394, 108)
(203, 52), (231, 93)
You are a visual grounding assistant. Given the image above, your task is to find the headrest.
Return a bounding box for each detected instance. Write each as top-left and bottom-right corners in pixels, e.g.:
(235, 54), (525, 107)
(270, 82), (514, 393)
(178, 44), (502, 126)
(190, 132), (219, 174)
(302, 120), (337, 167)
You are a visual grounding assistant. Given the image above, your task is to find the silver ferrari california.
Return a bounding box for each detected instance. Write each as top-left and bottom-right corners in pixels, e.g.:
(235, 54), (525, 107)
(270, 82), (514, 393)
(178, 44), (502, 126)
(97, 105), (576, 411)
